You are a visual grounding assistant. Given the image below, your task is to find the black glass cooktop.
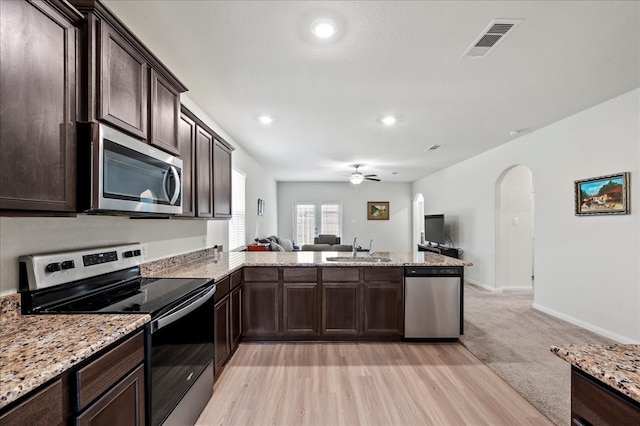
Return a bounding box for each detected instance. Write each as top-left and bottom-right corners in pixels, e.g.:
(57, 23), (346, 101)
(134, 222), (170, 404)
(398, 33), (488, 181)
(42, 276), (212, 316)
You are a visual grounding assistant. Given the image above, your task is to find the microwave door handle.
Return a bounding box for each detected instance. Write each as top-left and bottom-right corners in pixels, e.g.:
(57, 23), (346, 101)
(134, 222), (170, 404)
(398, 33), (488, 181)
(163, 166), (181, 205)
(151, 284), (216, 333)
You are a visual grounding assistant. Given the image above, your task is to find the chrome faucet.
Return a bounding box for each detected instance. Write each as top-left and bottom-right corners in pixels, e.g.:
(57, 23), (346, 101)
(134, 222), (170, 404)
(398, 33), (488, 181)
(368, 239), (374, 256)
(352, 237), (360, 257)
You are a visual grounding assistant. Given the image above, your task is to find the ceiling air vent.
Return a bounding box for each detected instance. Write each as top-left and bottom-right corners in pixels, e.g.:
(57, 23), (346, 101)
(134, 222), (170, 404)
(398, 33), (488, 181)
(425, 144), (442, 152)
(462, 19), (522, 58)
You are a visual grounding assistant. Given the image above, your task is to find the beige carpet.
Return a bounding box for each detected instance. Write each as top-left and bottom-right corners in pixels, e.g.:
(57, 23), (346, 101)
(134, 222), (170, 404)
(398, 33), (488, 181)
(460, 283), (612, 425)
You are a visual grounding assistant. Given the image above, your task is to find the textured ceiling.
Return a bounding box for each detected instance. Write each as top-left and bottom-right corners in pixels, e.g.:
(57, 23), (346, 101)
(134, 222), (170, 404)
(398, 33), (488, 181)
(104, 1), (640, 183)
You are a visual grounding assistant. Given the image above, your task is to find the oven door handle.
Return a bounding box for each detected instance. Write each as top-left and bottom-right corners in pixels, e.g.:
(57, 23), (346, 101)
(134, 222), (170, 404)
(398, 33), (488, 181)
(151, 283), (216, 334)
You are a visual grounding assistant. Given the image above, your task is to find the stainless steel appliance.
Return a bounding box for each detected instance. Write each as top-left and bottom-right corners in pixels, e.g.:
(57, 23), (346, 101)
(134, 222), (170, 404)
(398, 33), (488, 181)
(19, 244), (215, 426)
(403, 266), (463, 340)
(77, 122), (183, 215)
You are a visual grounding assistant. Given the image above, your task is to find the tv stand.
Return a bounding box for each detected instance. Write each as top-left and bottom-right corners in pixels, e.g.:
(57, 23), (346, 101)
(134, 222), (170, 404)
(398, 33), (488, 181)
(417, 244), (460, 259)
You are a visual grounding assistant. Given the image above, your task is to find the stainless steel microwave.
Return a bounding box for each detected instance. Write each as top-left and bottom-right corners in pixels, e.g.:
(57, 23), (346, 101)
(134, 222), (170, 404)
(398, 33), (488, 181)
(78, 122), (183, 215)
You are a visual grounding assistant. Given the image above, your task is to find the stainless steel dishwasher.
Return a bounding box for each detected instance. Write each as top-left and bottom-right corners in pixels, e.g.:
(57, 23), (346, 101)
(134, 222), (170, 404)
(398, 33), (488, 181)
(404, 266), (463, 340)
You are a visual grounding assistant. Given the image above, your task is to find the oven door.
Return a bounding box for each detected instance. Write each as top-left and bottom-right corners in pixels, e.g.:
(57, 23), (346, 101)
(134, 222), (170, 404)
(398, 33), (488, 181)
(149, 283), (215, 426)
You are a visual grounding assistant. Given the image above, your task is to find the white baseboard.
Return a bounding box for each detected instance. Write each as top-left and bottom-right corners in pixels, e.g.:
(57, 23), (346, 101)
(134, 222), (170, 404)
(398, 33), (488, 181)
(465, 279), (502, 293)
(502, 286), (533, 291)
(532, 303), (640, 344)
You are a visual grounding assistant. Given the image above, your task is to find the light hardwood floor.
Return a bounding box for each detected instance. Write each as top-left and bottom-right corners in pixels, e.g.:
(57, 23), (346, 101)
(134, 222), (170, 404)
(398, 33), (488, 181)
(197, 343), (552, 425)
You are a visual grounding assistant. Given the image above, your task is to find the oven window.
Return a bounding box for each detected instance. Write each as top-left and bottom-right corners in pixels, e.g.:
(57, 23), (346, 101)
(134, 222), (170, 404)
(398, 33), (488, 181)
(150, 290), (214, 426)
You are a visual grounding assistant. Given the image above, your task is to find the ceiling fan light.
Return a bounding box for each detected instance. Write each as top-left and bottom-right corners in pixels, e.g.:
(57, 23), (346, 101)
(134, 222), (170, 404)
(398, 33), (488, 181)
(350, 173), (364, 185)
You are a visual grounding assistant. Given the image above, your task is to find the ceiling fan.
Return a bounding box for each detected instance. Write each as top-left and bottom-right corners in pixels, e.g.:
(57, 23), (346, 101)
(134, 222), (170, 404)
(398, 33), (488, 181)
(349, 165), (380, 185)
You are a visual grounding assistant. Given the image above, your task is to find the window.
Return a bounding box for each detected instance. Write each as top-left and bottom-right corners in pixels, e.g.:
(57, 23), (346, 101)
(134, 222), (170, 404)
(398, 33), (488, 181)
(229, 169), (246, 250)
(294, 202), (341, 245)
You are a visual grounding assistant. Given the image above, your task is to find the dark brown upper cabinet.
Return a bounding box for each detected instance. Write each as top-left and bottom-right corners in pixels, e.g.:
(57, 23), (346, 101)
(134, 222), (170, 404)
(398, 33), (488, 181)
(177, 113), (196, 217)
(195, 126), (214, 218)
(213, 140), (232, 218)
(98, 20), (148, 140)
(73, 0), (186, 154)
(180, 106), (234, 220)
(0, 0), (82, 213)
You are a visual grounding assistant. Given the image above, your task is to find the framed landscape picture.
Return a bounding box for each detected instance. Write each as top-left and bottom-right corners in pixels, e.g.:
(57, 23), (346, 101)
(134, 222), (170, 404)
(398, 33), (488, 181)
(575, 172), (630, 216)
(367, 201), (389, 220)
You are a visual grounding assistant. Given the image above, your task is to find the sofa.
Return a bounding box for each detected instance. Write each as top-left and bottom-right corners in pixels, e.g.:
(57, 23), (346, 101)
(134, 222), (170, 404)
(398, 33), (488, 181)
(300, 244), (352, 252)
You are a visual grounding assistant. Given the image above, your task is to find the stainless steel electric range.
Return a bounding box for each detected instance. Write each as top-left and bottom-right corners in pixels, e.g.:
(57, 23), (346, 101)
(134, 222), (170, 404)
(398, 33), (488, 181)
(19, 243), (216, 426)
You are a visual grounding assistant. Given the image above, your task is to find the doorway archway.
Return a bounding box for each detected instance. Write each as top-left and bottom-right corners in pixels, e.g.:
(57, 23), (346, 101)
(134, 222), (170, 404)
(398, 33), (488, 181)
(495, 165), (534, 290)
(412, 193), (425, 251)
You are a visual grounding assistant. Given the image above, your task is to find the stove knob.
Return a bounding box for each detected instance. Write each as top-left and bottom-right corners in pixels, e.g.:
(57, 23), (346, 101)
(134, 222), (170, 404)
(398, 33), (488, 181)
(61, 260), (75, 270)
(45, 262), (61, 273)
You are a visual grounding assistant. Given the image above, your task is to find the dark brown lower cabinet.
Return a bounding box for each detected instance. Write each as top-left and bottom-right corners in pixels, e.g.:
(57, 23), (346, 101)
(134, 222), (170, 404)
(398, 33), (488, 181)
(322, 283), (360, 336)
(0, 379), (65, 426)
(230, 285), (242, 351)
(75, 365), (145, 426)
(242, 266), (403, 341)
(214, 295), (231, 379)
(242, 282), (279, 338)
(571, 367), (640, 425)
(283, 283), (319, 337)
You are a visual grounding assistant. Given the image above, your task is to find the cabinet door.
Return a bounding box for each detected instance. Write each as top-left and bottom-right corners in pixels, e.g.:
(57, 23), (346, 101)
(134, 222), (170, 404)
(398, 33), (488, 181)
(98, 21), (148, 139)
(195, 126), (213, 218)
(214, 296), (231, 379)
(283, 283), (319, 337)
(242, 282), (279, 338)
(149, 69), (180, 155)
(0, 0), (77, 212)
(75, 365), (145, 426)
(363, 283), (403, 336)
(213, 140), (232, 218)
(177, 113), (196, 216)
(0, 379), (64, 426)
(230, 286), (242, 351)
(322, 283), (360, 336)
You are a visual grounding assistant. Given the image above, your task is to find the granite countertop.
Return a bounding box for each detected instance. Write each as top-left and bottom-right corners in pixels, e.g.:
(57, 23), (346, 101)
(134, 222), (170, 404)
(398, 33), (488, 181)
(148, 250), (472, 280)
(551, 344), (640, 404)
(0, 294), (150, 410)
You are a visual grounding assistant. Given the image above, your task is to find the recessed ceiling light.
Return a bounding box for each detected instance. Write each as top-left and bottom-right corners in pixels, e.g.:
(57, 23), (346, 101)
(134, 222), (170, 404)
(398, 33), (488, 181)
(381, 116), (397, 126)
(311, 19), (336, 39)
(258, 115), (273, 125)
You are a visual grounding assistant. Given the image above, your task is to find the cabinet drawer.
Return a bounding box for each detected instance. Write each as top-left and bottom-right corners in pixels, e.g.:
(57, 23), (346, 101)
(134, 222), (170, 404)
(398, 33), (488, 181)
(244, 267), (279, 282)
(571, 368), (640, 425)
(0, 379), (64, 426)
(363, 267), (402, 283)
(75, 364), (145, 426)
(283, 267), (317, 282)
(214, 276), (230, 302)
(322, 267), (359, 282)
(230, 270), (242, 289)
(76, 331), (144, 411)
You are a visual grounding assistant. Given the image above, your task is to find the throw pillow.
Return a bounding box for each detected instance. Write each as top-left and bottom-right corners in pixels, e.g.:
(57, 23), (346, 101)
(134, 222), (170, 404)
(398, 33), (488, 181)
(279, 238), (295, 252)
(270, 242), (285, 252)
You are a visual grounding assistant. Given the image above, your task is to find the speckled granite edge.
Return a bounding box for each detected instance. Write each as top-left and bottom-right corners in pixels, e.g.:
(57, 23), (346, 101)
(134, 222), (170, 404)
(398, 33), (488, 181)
(0, 294), (150, 409)
(141, 246), (218, 275)
(551, 344), (640, 404)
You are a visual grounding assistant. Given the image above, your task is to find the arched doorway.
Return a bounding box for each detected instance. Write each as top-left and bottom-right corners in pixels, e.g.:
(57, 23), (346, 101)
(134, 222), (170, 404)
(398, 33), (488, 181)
(495, 165), (534, 290)
(412, 193), (425, 251)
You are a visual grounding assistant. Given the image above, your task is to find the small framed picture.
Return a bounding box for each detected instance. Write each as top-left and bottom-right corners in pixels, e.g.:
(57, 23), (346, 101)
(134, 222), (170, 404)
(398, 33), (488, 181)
(258, 198), (265, 216)
(575, 172), (630, 216)
(367, 201), (389, 220)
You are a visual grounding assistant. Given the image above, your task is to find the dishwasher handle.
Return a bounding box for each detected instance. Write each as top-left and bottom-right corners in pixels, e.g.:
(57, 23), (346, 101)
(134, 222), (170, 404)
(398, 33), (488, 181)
(404, 267), (462, 277)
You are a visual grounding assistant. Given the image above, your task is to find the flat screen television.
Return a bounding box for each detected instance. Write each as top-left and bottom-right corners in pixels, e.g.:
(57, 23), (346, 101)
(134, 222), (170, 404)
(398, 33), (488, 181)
(424, 214), (445, 245)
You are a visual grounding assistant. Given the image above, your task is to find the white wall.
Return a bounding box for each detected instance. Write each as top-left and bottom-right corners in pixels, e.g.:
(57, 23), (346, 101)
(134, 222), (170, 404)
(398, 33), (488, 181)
(413, 89), (640, 343)
(0, 97), (278, 295)
(277, 182), (412, 253)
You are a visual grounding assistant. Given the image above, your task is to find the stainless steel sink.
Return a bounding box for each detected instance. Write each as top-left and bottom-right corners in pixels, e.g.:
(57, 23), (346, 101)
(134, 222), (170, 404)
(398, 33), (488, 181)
(325, 256), (392, 263)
